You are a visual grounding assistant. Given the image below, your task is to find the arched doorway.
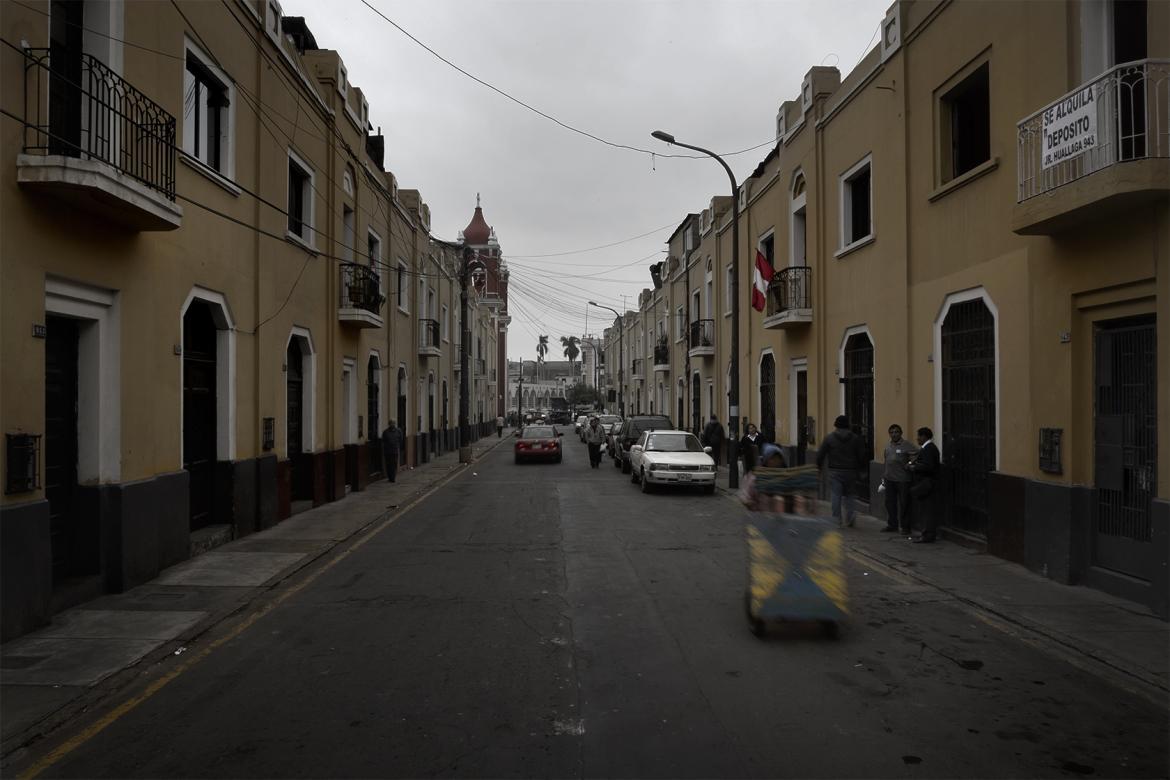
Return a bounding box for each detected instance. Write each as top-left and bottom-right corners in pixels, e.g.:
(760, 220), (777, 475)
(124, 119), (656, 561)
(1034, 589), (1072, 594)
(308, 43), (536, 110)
(843, 331), (875, 499)
(396, 367), (407, 466)
(184, 301), (218, 531)
(367, 355), (381, 474)
(286, 339), (304, 458)
(759, 353), (776, 443)
(941, 297), (996, 536)
(692, 373), (701, 434)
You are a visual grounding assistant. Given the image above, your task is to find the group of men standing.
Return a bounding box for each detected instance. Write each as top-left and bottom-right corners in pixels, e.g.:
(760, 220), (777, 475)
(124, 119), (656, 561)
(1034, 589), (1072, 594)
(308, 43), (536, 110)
(813, 415), (940, 543)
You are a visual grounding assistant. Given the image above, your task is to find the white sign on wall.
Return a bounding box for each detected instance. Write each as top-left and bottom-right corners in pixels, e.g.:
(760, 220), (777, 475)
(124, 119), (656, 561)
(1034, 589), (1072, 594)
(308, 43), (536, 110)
(1041, 86), (1097, 170)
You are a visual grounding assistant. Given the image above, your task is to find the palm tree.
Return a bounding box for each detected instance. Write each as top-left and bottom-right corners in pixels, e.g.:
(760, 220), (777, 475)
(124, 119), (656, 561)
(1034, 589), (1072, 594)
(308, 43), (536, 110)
(561, 335), (581, 379)
(536, 335), (549, 380)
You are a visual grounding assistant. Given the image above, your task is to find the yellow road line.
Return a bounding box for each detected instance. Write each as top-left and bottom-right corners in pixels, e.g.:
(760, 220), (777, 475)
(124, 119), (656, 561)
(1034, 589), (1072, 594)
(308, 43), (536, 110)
(18, 461), (473, 780)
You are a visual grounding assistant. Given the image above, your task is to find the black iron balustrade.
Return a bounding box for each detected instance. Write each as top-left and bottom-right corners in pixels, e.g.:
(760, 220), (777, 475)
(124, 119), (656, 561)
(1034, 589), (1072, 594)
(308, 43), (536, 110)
(689, 319), (715, 348)
(339, 263), (384, 315)
(23, 48), (177, 200)
(653, 344), (670, 366)
(418, 319), (440, 351)
(767, 266), (812, 315)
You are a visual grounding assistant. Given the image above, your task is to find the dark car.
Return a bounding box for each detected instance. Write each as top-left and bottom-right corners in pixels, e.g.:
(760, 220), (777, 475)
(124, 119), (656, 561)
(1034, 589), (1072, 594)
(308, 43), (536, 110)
(613, 415), (673, 473)
(514, 425), (563, 464)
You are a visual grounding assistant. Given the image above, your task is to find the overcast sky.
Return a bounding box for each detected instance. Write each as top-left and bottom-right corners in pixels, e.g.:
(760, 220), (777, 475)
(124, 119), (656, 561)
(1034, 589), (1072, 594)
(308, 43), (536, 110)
(282, 0), (890, 360)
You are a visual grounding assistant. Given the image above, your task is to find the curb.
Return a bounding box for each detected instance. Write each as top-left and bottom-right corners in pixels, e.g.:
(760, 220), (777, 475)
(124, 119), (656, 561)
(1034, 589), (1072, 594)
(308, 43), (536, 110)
(1, 434), (514, 764)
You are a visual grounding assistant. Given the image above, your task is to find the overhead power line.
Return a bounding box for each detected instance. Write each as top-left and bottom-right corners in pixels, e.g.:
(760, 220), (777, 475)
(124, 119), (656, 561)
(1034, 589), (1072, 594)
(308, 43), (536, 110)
(359, 0), (776, 162)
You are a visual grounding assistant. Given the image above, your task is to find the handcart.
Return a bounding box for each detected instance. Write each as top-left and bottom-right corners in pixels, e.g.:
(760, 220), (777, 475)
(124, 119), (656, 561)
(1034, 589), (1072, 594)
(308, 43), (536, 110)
(741, 465), (849, 638)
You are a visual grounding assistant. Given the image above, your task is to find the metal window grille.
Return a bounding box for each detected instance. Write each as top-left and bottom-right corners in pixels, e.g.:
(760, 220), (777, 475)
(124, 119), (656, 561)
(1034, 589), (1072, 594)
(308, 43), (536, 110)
(1039, 428), (1063, 474)
(5, 434), (41, 494)
(262, 417), (275, 451)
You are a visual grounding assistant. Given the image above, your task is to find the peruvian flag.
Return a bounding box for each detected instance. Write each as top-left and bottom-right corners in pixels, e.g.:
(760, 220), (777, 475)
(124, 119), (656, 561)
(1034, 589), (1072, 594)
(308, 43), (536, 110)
(751, 249), (774, 312)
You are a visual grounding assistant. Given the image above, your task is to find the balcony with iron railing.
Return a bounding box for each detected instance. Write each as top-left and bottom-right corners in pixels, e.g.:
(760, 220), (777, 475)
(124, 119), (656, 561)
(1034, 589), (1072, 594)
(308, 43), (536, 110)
(763, 266), (812, 330)
(653, 343), (671, 372)
(418, 319), (441, 357)
(631, 358), (644, 379)
(1014, 59), (1169, 235)
(688, 319), (715, 358)
(16, 47), (182, 230)
(338, 264), (385, 329)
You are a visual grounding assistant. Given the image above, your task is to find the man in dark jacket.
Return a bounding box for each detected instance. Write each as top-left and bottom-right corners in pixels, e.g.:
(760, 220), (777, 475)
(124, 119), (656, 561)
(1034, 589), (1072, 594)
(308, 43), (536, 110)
(702, 414), (726, 467)
(909, 426), (941, 543)
(381, 420), (403, 483)
(816, 415), (866, 527)
(739, 423), (761, 474)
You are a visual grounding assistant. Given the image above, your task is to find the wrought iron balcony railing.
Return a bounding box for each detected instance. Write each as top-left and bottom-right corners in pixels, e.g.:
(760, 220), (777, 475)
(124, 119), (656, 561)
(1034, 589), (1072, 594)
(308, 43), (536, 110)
(418, 319), (440, 352)
(689, 319), (715, 349)
(653, 344), (671, 367)
(767, 266), (812, 315)
(1017, 59), (1169, 202)
(22, 48), (177, 200)
(339, 263), (384, 316)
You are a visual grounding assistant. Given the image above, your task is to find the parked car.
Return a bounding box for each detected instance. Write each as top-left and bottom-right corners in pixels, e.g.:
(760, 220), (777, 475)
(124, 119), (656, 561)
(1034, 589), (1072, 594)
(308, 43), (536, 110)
(613, 415), (673, 473)
(628, 430), (717, 494)
(514, 425), (563, 464)
(574, 415), (589, 435)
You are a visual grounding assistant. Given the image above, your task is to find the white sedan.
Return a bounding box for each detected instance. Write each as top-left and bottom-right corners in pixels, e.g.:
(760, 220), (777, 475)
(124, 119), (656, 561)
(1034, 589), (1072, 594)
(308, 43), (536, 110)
(628, 430), (717, 494)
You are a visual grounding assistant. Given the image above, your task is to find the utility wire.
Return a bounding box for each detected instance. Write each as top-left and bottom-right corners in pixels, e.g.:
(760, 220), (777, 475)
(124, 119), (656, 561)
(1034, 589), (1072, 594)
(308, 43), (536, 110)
(508, 221), (677, 259)
(358, 0), (776, 161)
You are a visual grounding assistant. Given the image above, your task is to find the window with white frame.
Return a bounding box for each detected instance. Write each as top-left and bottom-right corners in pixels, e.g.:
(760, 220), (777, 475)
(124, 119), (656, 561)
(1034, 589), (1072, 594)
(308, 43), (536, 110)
(397, 262), (408, 311)
(441, 304), (449, 341)
(265, 0), (281, 41)
(287, 152), (313, 243)
(705, 270), (714, 319)
(183, 44), (232, 175)
(342, 205), (354, 262)
(676, 305), (684, 341)
(725, 264), (733, 312)
(840, 155), (872, 249)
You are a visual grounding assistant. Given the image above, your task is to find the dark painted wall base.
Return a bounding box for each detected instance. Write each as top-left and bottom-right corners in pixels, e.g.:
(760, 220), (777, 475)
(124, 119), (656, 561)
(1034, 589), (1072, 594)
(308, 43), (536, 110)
(0, 500), (51, 642)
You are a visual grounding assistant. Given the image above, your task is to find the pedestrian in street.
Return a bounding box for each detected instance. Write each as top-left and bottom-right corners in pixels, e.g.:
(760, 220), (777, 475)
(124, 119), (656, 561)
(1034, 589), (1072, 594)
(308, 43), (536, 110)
(702, 414), (726, 467)
(816, 415), (866, 527)
(909, 426), (941, 543)
(740, 423), (761, 474)
(381, 420), (403, 483)
(880, 424), (918, 534)
(583, 416), (607, 468)
(496, 414), (504, 438)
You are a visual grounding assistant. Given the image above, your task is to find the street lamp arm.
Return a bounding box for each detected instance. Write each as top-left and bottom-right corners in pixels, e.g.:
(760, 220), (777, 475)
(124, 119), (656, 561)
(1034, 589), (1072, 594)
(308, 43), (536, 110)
(650, 136), (738, 195)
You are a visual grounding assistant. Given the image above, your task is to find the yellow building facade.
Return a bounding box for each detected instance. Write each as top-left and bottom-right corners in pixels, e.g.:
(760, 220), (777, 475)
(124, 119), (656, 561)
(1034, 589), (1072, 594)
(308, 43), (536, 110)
(0, 0), (505, 640)
(603, 0), (1167, 615)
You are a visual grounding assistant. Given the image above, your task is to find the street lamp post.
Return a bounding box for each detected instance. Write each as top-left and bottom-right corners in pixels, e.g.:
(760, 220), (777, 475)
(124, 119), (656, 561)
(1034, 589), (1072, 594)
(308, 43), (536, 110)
(588, 301), (623, 418)
(651, 130), (740, 489)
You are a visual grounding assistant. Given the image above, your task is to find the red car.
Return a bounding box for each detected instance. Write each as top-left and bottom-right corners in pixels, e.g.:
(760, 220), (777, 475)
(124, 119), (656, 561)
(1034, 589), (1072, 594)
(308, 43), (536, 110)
(514, 425), (563, 464)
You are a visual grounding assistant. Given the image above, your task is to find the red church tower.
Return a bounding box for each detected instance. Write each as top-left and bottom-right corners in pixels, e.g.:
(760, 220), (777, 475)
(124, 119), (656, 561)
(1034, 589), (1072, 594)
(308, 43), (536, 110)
(459, 195), (509, 417)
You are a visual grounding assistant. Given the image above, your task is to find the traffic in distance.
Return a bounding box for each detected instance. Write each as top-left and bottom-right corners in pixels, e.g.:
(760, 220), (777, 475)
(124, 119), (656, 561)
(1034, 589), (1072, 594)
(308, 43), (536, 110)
(513, 411), (717, 494)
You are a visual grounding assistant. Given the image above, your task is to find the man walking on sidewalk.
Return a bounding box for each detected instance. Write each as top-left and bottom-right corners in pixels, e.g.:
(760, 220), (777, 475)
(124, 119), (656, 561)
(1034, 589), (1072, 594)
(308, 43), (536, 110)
(381, 420), (403, 483)
(909, 426), (941, 543)
(702, 414), (726, 467)
(881, 424), (918, 534)
(583, 416), (606, 468)
(496, 414), (504, 438)
(816, 415), (866, 527)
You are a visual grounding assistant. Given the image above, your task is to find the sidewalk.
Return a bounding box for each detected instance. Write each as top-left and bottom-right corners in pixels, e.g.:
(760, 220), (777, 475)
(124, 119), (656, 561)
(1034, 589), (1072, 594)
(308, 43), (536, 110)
(714, 465), (1169, 705)
(0, 433), (513, 757)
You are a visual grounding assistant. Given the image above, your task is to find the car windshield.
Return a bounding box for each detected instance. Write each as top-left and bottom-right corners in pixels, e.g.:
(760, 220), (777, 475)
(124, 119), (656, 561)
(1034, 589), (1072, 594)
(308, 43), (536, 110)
(523, 426), (555, 438)
(645, 433), (703, 453)
(631, 419), (671, 436)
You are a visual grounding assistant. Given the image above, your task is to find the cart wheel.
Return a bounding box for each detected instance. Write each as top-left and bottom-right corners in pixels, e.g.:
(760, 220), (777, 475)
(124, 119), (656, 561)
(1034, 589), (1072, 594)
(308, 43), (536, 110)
(744, 592), (766, 638)
(821, 620), (840, 640)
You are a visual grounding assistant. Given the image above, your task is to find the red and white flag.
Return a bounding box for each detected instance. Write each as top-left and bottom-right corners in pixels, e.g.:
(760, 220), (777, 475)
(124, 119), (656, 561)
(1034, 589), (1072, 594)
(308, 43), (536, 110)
(751, 249), (774, 312)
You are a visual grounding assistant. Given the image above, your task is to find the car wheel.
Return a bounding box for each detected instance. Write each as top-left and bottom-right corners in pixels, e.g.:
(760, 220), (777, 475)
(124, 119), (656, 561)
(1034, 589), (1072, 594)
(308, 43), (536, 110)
(514, 455), (522, 464)
(555, 454), (562, 463)
(704, 484), (716, 495)
(621, 458), (631, 474)
(640, 470), (652, 493)
(630, 466), (639, 484)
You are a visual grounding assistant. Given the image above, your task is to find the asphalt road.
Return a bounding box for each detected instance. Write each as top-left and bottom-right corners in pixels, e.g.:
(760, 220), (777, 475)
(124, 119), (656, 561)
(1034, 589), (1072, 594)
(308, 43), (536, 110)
(31, 436), (1170, 778)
